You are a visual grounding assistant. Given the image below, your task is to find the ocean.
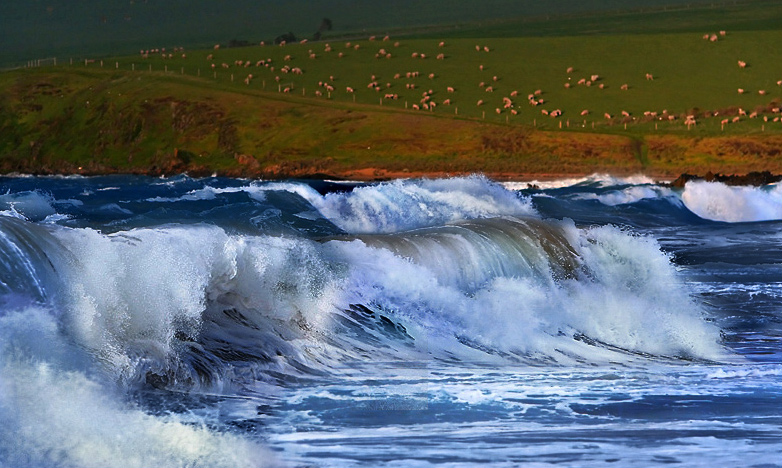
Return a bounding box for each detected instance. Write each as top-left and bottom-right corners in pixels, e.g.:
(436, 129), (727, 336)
(0, 174), (779, 467)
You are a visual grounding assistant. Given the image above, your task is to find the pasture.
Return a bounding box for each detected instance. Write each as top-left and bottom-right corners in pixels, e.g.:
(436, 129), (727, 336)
(90, 28), (782, 136)
(4, 0), (782, 178)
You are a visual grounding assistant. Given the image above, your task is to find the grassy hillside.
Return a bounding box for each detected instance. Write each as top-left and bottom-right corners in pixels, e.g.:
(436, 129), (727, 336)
(77, 30), (782, 133)
(3, 64), (782, 180)
(3, 2), (782, 179)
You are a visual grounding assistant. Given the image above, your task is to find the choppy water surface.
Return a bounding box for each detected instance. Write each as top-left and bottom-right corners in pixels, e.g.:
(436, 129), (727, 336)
(0, 174), (779, 467)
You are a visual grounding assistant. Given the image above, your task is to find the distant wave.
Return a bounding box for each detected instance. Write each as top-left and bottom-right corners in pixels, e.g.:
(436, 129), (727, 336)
(682, 181), (782, 222)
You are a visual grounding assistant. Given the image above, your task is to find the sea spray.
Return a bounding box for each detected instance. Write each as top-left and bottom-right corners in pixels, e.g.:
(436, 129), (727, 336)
(0, 306), (281, 468)
(0, 174), (759, 468)
(682, 180), (782, 222)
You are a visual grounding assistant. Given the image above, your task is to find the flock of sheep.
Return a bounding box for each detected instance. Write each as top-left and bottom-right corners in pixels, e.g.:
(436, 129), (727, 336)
(133, 31), (782, 131)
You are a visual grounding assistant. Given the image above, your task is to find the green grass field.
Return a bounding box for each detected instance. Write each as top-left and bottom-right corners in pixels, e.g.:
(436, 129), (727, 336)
(91, 27), (782, 135)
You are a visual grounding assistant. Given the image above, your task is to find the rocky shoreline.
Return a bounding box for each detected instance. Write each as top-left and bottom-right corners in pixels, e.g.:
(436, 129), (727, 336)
(668, 171), (782, 188)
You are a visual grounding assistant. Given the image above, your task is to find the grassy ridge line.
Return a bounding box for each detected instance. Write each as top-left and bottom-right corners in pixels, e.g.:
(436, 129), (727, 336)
(3, 66), (782, 180)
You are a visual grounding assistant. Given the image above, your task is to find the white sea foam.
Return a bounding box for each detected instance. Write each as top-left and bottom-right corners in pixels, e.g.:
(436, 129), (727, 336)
(325, 219), (723, 362)
(681, 181), (782, 222)
(0, 191), (57, 221)
(0, 307), (280, 468)
(575, 185), (676, 206)
(143, 176), (535, 234)
(308, 175), (536, 234)
(503, 173), (658, 191)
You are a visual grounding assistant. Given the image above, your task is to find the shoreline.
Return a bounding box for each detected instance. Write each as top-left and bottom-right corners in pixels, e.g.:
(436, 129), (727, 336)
(5, 168), (779, 188)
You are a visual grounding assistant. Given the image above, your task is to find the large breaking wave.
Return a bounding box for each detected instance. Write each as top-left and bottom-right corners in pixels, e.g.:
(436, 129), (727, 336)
(0, 175), (727, 467)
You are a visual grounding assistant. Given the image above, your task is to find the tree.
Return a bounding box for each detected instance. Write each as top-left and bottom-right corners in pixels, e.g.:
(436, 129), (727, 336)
(274, 32), (297, 45)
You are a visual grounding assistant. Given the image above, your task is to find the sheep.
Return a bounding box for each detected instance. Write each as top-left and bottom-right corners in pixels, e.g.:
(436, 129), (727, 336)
(738, 88), (745, 94)
(439, 41), (445, 47)
(581, 109), (589, 116)
(477, 99), (484, 106)
(485, 86), (494, 92)
(732, 116), (741, 123)
(447, 87), (455, 93)
(645, 73), (654, 80)
(566, 66), (574, 73)
(604, 113), (612, 119)
(346, 87), (354, 93)
(759, 90), (767, 95)
(738, 60), (747, 68)
(620, 84), (629, 90)
(442, 99), (451, 105)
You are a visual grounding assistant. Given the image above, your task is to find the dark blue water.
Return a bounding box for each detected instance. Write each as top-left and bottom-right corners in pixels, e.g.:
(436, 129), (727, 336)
(0, 174), (780, 467)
